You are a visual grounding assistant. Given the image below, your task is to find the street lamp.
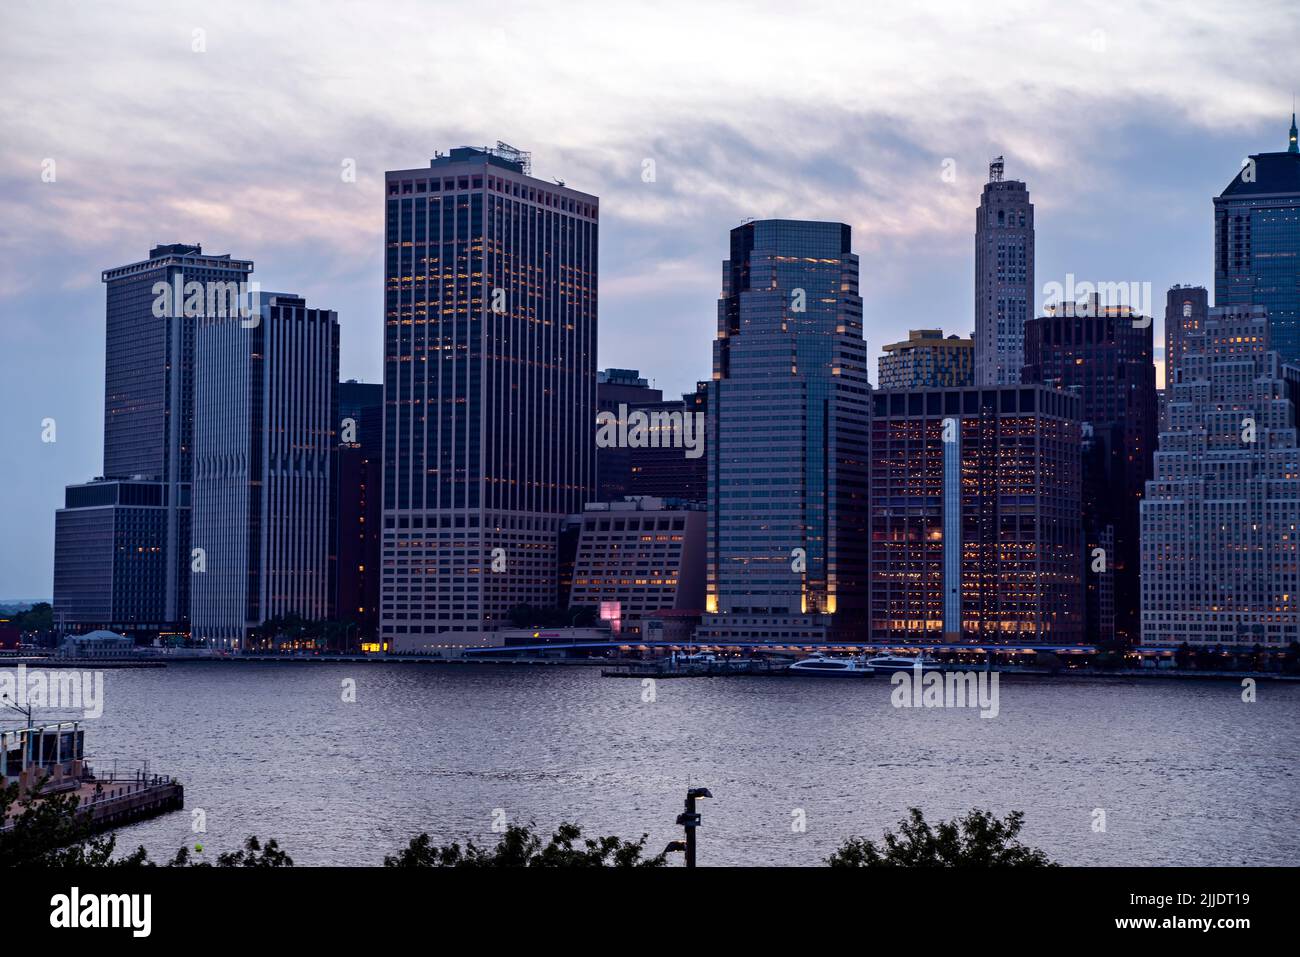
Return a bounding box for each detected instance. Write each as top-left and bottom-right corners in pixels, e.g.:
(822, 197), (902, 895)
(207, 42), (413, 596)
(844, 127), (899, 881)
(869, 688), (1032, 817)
(673, 786), (712, 867)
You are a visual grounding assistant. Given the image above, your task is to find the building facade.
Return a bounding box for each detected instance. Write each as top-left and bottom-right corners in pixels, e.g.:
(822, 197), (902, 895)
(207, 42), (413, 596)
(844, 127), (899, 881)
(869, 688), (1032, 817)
(627, 382), (709, 503)
(878, 329), (974, 390)
(1141, 305), (1300, 647)
(700, 220), (871, 644)
(1165, 285), (1208, 388)
(335, 380), (383, 641)
(53, 244), (254, 638)
(190, 293), (339, 647)
(382, 144), (598, 651)
(53, 479), (173, 636)
(1214, 119), (1300, 365)
(566, 497), (706, 638)
(975, 158), (1035, 385)
(596, 368), (662, 501)
(869, 384), (1084, 644)
(1023, 299), (1157, 645)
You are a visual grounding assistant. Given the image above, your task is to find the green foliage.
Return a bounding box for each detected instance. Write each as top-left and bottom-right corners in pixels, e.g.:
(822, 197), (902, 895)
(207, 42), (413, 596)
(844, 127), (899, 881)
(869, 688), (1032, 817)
(384, 821), (666, 868)
(152, 836), (294, 868)
(826, 808), (1056, 868)
(0, 779), (121, 866)
(1, 778), (291, 867)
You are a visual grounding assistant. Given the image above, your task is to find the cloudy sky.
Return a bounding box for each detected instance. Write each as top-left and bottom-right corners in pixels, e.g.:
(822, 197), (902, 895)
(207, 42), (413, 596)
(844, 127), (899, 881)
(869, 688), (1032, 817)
(1, 0), (1296, 598)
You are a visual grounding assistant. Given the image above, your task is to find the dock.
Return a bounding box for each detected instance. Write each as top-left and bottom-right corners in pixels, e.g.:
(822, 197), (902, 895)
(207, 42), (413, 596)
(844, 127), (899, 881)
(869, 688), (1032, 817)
(2, 772), (184, 837)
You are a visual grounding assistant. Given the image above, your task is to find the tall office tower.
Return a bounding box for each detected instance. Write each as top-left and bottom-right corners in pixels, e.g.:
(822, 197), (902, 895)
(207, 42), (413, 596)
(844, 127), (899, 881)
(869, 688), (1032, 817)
(335, 380), (383, 642)
(53, 244), (254, 639)
(1214, 117), (1300, 363)
(382, 144), (598, 652)
(878, 329), (974, 390)
(628, 381), (709, 502)
(190, 293), (339, 648)
(1165, 285), (1208, 387)
(1023, 298), (1157, 645)
(698, 220), (871, 644)
(596, 368), (662, 500)
(868, 385), (1084, 644)
(975, 157), (1035, 385)
(1142, 305), (1300, 648)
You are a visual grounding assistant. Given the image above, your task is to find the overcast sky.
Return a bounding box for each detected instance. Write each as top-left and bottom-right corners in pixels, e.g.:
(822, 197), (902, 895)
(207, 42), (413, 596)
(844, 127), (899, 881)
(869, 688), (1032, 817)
(1, 0), (1296, 598)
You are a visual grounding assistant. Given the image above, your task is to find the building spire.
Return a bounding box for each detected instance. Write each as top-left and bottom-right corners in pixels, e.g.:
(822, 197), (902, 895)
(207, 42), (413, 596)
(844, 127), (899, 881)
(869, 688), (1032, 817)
(1290, 102), (1298, 153)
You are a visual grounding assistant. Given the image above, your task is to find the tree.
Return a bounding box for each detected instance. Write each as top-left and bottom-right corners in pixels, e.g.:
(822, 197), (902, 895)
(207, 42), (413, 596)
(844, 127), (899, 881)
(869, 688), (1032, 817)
(2, 778), (291, 868)
(12, 602), (54, 635)
(826, 808), (1056, 867)
(384, 822), (666, 868)
(0, 780), (120, 866)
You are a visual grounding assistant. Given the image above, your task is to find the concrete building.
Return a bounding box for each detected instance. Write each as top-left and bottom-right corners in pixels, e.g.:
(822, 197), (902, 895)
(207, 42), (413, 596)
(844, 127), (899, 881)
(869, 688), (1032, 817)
(381, 144), (598, 651)
(1214, 117), (1300, 365)
(190, 292), (339, 647)
(700, 219), (871, 644)
(1023, 298), (1157, 645)
(878, 329), (973, 389)
(1165, 285), (1208, 388)
(53, 244), (254, 639)
(1141, 305), (1300, 648)
(566, 497), (706, 638)
(868, 384), (1084, 644)
(975, 158), (1035, 385)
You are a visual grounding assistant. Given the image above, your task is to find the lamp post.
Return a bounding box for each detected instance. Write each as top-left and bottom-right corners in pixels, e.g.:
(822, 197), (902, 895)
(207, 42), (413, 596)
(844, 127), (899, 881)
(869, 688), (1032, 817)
(672, 786), (712, 868)
(2, 692), (35, 771)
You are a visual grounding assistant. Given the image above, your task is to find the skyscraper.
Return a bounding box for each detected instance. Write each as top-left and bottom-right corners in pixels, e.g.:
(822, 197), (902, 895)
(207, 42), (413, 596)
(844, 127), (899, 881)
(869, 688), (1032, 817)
(53, 244), (254, 639)
(1142, 304), (1300, 648)
(1214, 118), (1300, 364)
(878, 329), (974, 389)
(382, 144), (598, 652)
(596, 368), (662, 501)
(869, 384), (1084, 643)
(1164, 285), (1208, 387)
(1023, 298), (1157, 645)
(975, 157), (1035, 385)
(628, 382), (709, 503)
(699, 220), (871, 644)
(190, 293), (339, 647)
(335, 380), (383, 642)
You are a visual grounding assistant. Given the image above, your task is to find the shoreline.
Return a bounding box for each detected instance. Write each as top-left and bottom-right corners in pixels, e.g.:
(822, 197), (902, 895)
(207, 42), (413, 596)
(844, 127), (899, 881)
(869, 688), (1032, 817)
(2, 654), (1297, 683)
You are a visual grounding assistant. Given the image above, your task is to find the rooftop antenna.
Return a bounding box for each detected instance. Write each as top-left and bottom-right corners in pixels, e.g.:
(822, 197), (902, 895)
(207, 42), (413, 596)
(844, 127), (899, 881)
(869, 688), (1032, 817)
(493, 140), (532, 175)
(989, 156), (1005, 183)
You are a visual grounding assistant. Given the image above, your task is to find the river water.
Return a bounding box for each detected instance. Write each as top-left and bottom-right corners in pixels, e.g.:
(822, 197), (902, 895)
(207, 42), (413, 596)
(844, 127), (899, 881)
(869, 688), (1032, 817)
(21, 662), (1300, 866)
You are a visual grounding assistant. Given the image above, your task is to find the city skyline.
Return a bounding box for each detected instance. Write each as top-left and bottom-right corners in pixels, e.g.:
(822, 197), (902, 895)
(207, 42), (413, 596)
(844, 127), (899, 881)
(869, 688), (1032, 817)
(4, 2), (1300, 598)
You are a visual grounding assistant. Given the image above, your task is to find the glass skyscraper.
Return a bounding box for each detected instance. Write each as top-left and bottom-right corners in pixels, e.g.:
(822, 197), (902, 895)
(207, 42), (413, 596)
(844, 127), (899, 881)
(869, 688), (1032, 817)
(190, 292), (339, 648)
(700, 219), (870, 643)
(1023, 300), (1157, 645)
(53, 244), (254, 638)
(381, 145), (598, 652)
(1214, 117), (1300, 363)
